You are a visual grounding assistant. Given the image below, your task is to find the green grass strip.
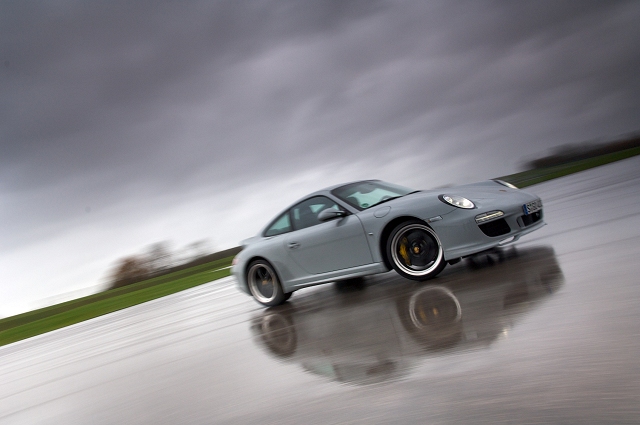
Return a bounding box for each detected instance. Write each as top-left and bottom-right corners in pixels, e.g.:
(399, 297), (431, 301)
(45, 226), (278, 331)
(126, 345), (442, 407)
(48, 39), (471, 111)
(497, 146), (640, 188)
(0, 257), (233, 347)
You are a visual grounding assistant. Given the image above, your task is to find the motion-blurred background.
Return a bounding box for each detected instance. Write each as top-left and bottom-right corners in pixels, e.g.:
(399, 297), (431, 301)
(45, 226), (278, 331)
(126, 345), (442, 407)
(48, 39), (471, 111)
(1, 0), (639, 316)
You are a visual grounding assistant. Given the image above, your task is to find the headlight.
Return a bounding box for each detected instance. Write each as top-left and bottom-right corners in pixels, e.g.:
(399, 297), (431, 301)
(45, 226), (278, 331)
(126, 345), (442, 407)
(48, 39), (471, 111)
(439, 194), (475, 209)
(493, 179), (518, 189)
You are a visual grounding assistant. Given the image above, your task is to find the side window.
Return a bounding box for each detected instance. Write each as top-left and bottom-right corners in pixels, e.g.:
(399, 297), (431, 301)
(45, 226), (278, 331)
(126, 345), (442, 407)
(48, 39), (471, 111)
(291, 196), (341, 231)
(264, 212), (291, 237)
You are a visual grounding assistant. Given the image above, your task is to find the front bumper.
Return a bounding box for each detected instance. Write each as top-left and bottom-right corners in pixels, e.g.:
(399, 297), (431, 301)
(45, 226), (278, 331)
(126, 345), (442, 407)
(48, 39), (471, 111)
(431, 199), (546, 260)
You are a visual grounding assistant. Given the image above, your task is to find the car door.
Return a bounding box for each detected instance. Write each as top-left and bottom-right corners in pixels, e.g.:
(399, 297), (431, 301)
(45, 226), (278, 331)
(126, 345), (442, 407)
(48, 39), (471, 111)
(284, 196), (373, 274)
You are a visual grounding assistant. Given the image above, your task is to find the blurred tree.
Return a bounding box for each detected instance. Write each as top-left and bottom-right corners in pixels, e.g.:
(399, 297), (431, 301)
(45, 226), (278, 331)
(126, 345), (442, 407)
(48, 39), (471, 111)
(109, 256), (149, 289)
(182, 239), (213, 263)
(106, 239), (218, 290)
(146, 241), (173, 272)
(523, 134), (640, 170)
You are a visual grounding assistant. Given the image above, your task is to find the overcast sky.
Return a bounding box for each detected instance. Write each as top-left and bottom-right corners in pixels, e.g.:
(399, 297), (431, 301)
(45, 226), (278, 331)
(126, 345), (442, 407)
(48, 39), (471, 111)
(1, 0), (639, 316)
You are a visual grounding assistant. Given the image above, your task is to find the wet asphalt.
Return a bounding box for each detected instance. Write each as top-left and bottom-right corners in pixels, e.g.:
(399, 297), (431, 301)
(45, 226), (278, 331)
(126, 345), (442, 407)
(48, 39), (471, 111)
(2, 156), (640, 424)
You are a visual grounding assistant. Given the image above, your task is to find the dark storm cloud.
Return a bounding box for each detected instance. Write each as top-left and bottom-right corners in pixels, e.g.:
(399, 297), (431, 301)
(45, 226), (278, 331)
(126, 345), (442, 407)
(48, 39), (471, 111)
(1, 0), (640, 312)
(2, 0), (638, 194)
(0, 0), (382, 185)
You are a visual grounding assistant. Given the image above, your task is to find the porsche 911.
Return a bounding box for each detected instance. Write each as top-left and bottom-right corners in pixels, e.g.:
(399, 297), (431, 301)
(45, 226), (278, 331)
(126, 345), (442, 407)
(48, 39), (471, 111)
(231, 179), (544, 306)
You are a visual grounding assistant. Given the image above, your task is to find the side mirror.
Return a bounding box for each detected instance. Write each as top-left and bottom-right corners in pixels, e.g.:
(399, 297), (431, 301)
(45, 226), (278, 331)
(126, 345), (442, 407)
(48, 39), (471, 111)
(317, 208), (347, 222)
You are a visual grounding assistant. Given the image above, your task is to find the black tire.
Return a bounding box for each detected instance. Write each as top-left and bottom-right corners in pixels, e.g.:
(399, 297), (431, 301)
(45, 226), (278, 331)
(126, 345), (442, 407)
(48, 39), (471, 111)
(247, 260), (288, 307)
(387, 220), (446, 281)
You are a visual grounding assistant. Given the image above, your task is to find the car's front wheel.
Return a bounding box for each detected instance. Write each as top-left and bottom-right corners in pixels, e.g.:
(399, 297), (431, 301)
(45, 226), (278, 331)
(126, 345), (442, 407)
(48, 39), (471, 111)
(247, 260), (290, 306)
(387, 220), (446, 281)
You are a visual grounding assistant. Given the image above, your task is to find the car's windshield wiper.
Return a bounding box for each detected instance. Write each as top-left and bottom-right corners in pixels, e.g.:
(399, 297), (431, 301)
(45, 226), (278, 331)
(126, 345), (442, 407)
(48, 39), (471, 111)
(368, 191), (421, 208)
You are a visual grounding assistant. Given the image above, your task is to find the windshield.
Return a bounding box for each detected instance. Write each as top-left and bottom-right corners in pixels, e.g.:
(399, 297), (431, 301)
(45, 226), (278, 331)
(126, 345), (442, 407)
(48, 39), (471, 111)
(331, 180), (415, 210)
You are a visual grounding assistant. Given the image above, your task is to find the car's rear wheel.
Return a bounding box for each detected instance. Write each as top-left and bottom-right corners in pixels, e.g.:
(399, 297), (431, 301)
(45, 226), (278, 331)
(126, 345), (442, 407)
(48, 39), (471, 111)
(387, 220), (446, 281)
(247, 260), (289, 306)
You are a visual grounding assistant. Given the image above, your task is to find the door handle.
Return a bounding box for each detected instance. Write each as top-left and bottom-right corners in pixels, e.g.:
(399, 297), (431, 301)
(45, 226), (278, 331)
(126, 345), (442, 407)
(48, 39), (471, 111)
(288, 242), (300, 249)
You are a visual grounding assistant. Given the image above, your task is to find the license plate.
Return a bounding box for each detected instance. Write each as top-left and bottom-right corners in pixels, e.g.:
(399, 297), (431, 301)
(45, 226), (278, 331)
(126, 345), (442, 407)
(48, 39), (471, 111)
(523, 199), (542, 215)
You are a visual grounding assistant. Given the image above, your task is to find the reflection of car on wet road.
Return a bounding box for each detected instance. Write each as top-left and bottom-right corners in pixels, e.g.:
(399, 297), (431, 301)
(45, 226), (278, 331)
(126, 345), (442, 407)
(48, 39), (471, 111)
(232, 179), (545, 306)
(250, 246), (563, 385)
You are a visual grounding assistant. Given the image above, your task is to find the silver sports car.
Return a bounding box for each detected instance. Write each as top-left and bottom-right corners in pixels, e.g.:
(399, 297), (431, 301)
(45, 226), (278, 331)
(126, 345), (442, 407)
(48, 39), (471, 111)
(232, 179), (544, 306)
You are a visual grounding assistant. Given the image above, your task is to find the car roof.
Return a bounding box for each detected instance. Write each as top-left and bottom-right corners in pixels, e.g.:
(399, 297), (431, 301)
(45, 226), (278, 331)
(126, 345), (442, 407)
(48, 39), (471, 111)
(314, 179), (382, 194)
(290, 180), (384, 202)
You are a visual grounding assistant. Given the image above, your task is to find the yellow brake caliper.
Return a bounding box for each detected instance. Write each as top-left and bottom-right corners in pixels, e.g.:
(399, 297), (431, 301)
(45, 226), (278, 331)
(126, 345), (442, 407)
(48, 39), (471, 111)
(399, 237), (411, 266)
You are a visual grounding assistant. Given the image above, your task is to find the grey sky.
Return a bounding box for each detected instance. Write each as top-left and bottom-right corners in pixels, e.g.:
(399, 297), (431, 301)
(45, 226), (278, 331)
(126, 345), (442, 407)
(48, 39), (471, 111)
(1, 0), (639, 316)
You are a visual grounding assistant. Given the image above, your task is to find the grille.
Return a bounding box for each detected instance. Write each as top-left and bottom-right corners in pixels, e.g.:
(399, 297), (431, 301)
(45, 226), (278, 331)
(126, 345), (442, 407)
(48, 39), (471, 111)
(520, 210), (543, 227)
(478, 218), (511, 237)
